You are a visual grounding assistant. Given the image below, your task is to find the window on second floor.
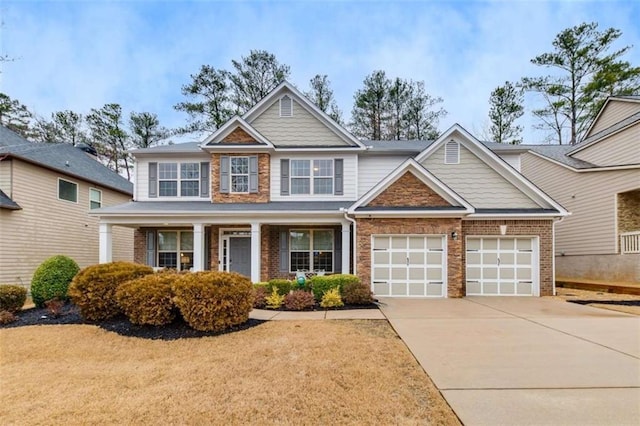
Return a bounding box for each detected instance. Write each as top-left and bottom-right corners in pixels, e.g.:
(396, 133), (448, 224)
(158, 162), (200, 197)
(230, 157), (249, 193)
(58, 178), (78, 203)
(290, 159), (334, 195)
(89, 188), (102, 209)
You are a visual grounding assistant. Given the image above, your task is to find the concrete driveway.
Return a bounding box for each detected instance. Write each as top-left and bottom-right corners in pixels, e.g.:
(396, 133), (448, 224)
(378, 297), (640, 426)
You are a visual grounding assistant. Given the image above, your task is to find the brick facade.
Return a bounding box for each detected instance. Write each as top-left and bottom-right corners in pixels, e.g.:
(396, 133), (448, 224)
(210, 153), (270, 203)
(221, 127), (259, 144)
(133, 229), (146, 264)
(356, 218), (464, 297)
(368, 172), (451, 207)
(461, 219), (554, 296)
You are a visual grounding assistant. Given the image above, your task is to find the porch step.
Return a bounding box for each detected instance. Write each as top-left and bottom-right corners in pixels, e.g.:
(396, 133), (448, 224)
(556, 279), (640, 296)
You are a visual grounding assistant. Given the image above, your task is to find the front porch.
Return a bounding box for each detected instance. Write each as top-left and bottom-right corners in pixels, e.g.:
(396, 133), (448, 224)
(100, 220), (353, 283)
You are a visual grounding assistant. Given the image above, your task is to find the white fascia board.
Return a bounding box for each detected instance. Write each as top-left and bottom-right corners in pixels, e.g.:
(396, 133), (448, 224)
(274, 146), (364, 153)
(527, 150), (640, 172)
(567, 120), (638, 156)
(95, 215), (346, 226)
(580, 96), (640, 141)
(352, 211), (470, 219)
(465, 212), (568, 219)
(242, 81), (366, 148)
(201, 116), (274, 147)
(349, 157), (473, 213)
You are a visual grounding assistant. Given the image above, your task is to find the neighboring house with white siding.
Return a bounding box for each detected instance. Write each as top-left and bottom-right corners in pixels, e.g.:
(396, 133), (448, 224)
(93, 81), (567, 298)
(0, 126), (134, 287)
(520, 95), (640, 283)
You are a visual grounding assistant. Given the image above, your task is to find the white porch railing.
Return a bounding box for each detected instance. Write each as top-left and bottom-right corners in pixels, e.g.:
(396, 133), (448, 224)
(620, 231), (640, 254)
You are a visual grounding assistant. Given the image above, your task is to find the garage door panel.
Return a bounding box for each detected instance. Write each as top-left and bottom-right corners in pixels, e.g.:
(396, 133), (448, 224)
(371, 235), (446, 298)
(466, 237), (537, 296)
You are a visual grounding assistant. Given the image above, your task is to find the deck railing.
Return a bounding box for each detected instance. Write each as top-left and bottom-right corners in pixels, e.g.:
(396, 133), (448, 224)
(620, 231), (640, 254)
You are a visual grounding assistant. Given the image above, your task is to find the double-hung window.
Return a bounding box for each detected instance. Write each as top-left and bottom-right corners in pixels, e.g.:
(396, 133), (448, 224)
(289, 229), (333, 272)
(158, 163), (200, 197)
(58, 178), (78, 203)
(230, 157), (249, 193)
(89, 188), (102, 209)
(157, 231), (194, 271)
(290, 160), (333, 195)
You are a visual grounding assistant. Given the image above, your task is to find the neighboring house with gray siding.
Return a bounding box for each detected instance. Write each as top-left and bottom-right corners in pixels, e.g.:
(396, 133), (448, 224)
(93, 81), (567, 298)
(0, 126), (134, 287)
(520, 96), (640, 283)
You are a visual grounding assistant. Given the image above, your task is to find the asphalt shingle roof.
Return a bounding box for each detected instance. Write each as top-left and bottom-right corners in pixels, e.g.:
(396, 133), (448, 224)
(0, 188), (20, 210)
(0, 126), (133, 195)
(525, 145), (596, 169)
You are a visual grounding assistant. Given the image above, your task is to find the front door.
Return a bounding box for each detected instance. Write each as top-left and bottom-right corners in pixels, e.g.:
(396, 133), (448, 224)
(229, 237), (252, 279)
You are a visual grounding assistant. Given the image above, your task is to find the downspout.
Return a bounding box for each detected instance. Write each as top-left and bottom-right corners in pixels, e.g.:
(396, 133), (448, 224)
(340, 208), (357, 275)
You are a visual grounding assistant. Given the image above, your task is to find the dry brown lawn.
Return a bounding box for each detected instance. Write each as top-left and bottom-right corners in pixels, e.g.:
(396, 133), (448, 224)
(0, 320), (459, 425)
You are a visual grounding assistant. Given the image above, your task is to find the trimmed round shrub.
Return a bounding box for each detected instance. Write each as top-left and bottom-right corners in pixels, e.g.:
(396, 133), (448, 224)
(341, 280), (374, 305)
(172, 271), (253, 332)
(310, 274), (360, 301)
(68, 262), (154, 321)
(0, 285), (27, 313)
(116, 273), (177, 326)
(253, 284), (269, 309)
(284, 290), (316, 311)
(30, 255), (80, 307)
(267, 279), (294, 295)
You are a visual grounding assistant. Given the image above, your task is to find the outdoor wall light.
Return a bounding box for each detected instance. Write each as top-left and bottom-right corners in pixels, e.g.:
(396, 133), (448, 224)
(451, 231), (458, 240)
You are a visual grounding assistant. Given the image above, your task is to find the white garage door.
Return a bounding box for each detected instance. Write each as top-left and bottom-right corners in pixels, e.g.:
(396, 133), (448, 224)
(371, 235), (446, 297)
(466, 237), (537, 296)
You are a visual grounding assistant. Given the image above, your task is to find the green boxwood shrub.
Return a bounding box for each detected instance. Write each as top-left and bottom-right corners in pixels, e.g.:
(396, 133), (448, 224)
(30, 255), (80, 307)
(284, 290), (315, 311)
(116, 273), (177, 326)
(68, 262), (154, 321)
(267, 278), (294, 295)
(0, 285), (27, 313)
(309, 274), (360, 301)
(341, 280), (374, 305)
(172, 271), (253, 332)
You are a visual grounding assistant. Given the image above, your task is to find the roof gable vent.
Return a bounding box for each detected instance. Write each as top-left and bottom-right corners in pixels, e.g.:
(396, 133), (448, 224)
(280, 95), (293, 117)
(444, 140), (459, 164)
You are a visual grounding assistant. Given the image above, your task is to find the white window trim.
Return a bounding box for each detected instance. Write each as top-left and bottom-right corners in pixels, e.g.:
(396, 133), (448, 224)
(89, 187), (102, 209)
(157, 162), (200, 198)
(444, 140), (460, 165)
(230, 156), (250, 194)
(57, 177), (79, 204)
(157, 230), (194, 272)
(289, 229), (334, 273)
(279, 95), (293, 117)
(289, 159), (334, 196)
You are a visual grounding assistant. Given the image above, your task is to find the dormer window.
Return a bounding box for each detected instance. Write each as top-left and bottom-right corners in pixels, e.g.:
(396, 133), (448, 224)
(445, 140), (460, 164)
(280, 95), (293, 117)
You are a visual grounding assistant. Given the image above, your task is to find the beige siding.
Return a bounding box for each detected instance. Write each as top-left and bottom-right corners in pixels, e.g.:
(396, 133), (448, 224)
(0, 159), (11, 194)
(0, 160), (133, 286)
(251, 99), (350, 147)
(588, 100), (640, 136)
(421, 144), (540, 208)
(270, 153), (358, 201)
(358, 155), (407, 197)
(521, 152), (640, 255)
(135, 154), (210, 201)
(571, 125), (640, 166)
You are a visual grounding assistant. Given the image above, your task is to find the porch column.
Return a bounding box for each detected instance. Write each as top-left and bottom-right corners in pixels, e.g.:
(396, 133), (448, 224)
(250, 222), (261, 283)
(193, 223), (205, 272)
(99, 222), (113, 263)
(341, 221), (351, 274)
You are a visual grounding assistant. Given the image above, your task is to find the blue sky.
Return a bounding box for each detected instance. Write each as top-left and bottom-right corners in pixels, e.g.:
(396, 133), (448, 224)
(1, 0), (639, 143)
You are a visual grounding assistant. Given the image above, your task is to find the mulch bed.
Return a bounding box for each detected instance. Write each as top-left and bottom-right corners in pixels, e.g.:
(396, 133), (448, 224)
(568, 300), (640, 307)
(1, 302), (380, 341)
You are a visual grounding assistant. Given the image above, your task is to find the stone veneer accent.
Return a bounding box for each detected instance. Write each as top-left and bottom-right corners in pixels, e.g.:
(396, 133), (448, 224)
(221, 127), (259, 144)
(461, 219), (554, 296)
(368, 172), (452, 207)
(210, 152), (270, 203)
(356, 218), (463, 297)
(617, 189), (640, 234)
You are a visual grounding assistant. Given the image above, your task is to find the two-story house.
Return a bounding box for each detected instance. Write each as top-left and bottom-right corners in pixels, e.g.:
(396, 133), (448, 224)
(0, 126), (134, 287)
(520, 96), (640, 284)
(93, 82), (568, 297)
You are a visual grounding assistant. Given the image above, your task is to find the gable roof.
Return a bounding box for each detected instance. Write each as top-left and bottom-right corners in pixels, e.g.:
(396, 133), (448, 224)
(0, 188), (21, 210)
(415, 124), (569, 216)
(242, 81), (366, 149)
(0, 127), (133, 195)
(568, 110), (640, 156)
(349, 158), (474, 216)
(201, 116), (274, 149)
(581, 95), (640, 141)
